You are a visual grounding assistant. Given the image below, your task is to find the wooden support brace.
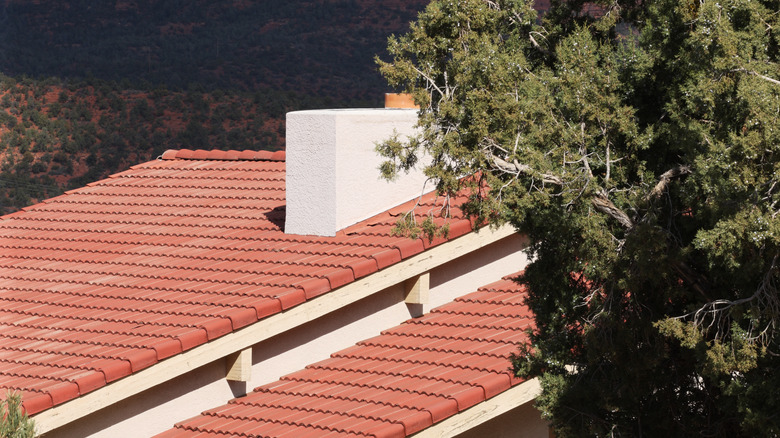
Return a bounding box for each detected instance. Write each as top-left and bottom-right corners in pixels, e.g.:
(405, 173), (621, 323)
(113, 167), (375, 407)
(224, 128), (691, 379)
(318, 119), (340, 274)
(405, 272), (430, 317)
(405, 272), (430, 304)
(226, 348), (252, 382)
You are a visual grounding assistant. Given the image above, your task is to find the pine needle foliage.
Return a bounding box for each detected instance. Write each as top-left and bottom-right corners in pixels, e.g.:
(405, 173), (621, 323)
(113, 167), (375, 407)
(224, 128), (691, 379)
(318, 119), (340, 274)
(0, 392), (35, 438)
(377, 0), (780, 435)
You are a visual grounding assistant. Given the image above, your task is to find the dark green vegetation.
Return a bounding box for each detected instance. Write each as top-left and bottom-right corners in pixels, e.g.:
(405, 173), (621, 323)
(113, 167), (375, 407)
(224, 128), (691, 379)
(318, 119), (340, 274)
(378, 0), (780, 435)
(0, 74), (301, 213)
(0, 0), (426, 99)
(0, 0), (430, 213)
(0, 392), (35, 438)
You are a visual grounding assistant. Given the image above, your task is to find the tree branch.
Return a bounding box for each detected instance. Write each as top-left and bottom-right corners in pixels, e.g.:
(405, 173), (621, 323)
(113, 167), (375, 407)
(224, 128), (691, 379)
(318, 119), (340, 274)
(491, 153), (635, 229)
(734, 68), (780, 86)
(491, 154), (563, 185)
(529, 32), (550, 56)
(646, 165), (692, 200)
(591, 189), (634, 229)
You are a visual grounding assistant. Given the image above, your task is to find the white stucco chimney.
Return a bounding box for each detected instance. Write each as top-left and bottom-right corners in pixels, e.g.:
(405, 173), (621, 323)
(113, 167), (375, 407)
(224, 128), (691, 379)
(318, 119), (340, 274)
(285, 97), (426, 236)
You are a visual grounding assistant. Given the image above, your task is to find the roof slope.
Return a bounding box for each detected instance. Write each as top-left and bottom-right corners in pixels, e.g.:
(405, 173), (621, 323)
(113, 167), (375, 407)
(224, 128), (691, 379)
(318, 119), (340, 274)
(0, 149), (475, 415)
(156, 276), (531, 438)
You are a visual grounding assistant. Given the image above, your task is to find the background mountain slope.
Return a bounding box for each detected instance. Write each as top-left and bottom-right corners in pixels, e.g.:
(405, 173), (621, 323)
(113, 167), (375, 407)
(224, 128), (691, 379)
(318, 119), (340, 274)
(0, 0), (431, 213)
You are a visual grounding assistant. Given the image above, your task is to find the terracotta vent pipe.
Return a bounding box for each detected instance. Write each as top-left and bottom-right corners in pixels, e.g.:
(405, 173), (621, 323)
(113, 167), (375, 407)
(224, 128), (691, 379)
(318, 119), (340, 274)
(385, 93), (419, 109)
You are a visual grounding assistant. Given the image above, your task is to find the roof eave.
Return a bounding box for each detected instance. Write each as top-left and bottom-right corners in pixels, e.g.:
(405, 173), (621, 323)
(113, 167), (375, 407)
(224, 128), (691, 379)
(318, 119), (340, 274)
(411, 377), (541, 438)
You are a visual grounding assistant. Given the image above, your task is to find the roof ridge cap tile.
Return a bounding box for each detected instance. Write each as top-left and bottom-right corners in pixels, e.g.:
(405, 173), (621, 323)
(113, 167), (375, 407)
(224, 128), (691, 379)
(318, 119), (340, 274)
(160, 149), (286, 162)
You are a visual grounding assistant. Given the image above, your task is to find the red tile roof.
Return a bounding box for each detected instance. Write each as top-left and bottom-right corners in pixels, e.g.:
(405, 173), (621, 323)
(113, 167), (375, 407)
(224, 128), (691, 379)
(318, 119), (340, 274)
(155, 276), (531, 438)
(0, 149), (475, 416)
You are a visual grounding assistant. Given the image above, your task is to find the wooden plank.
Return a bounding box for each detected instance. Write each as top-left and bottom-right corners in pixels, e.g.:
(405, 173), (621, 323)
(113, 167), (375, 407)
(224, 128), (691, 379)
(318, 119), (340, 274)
(404, 272), (430, 304)
(32, 224), (517, 434)
(226, 348), (252, 382)
(412, 378), (542, 437)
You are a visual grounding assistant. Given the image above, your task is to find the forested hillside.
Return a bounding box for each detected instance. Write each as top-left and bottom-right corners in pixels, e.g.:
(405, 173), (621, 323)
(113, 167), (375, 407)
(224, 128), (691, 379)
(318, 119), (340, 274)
(0, 0), (430, 213)
(0, 75), (344, 213)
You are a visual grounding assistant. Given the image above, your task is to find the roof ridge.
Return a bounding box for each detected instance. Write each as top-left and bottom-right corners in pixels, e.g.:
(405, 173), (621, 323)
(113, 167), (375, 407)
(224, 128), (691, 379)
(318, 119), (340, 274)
(160, 149), (285, 162)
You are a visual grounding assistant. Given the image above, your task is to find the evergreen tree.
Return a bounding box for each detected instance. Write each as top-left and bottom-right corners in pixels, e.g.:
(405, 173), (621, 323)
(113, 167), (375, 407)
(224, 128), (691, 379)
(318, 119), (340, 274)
(0, 392), (35, 438)
(377, 0), (780, 435)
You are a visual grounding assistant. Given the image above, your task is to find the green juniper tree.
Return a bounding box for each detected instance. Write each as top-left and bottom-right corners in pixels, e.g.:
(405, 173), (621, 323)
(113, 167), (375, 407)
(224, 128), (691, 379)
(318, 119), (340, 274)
(0, 392), (35, 438)
(377, 0), (780, 435)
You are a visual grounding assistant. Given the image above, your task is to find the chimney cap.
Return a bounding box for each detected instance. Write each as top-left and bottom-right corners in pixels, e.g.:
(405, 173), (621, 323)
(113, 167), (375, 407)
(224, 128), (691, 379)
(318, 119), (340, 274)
(385, 93), (419, 109)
